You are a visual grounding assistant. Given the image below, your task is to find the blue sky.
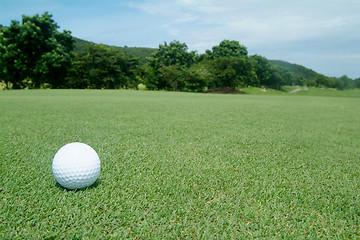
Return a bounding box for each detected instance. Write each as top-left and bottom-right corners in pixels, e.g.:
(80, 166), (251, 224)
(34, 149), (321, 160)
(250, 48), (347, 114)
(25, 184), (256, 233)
(1, 0), (359, 79)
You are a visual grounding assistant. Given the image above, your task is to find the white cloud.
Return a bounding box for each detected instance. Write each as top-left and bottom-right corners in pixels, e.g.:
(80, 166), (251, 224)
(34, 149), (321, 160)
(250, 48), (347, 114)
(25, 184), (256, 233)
(127, 0), (360, 78)
(130, 0), (360, 43)
(130, 1), (360, 50)
(176, 0), (227, 14)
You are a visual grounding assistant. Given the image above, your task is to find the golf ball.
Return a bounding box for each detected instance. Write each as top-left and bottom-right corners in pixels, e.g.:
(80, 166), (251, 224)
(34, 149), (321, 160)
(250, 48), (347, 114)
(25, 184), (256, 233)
(52, 142), (101, 190)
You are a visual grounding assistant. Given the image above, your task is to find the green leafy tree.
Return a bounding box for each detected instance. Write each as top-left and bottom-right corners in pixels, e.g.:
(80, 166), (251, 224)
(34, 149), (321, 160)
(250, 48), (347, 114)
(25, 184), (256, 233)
(250, 55), (272, 87)
(315, 75), (329, 87)
(0, 12), (73, 88)
(198, 40), (255, 89)
(272, 68), (291, 89)
(141, 64), (165, 90)
(210, 57), (256, 89)
(145, 40), (197, 90)
(148, 40), (197, 69)
(158, 64), (185, 91)
(328, 77), (345, 90)
(207, 40), (248, 59)
(68, 44), (138, 89)
(338, 75), (355, 89)
(183, 64), (211, 92)
(355, 78), (360, 88)
(250, 55), (292, 89)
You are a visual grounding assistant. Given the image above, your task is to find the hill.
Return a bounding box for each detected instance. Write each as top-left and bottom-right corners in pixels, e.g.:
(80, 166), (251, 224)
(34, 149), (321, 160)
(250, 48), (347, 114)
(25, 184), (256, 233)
(269, 60), (322, 86)
(270, 60), (320, 79)
(73, 37), (157, 61)
(121, 46), (157, 61)
(73, 37), (94, 52)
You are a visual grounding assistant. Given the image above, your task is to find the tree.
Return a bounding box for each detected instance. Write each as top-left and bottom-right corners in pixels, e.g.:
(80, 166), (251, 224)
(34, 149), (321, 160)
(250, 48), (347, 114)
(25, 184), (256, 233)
(355, 78), (360, 88)
(328, 77), (348, 90)
(0, 12), (74, 88)
(148, 40), (197, 69)
(207, 40), (248, 59)
(198, 40), (254, 89)
(158, 64), (184, 91)
(68, 44), (139, 89)
(250, 55), (272, 87)
(183, 63), (210, 92)
(271, 68), (291, 89)
(210, 57), (256, 89)
(141, 64), (166, 90)
(340, 75), (356, 89)
(145, 40), (197, 90)
(315, 75), (329, 87)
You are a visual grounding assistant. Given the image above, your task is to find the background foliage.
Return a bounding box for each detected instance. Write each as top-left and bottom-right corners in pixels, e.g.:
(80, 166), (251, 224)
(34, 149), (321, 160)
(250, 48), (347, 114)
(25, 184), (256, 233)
(0, 13), (359, 91)
(0, 12), (73, 89)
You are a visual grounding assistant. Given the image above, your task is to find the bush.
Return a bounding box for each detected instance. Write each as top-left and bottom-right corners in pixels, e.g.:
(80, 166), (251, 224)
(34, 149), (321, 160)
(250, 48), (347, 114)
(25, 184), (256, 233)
(137, 83), (147, 90)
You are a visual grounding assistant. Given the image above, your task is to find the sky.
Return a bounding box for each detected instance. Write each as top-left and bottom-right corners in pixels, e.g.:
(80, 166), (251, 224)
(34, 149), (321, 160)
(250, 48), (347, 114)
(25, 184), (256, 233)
(0, 0), (359, 79)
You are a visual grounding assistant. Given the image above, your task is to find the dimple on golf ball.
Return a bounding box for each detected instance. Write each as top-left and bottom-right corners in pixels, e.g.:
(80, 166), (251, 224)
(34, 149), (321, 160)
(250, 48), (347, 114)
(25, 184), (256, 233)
(52, 142), (101, 190)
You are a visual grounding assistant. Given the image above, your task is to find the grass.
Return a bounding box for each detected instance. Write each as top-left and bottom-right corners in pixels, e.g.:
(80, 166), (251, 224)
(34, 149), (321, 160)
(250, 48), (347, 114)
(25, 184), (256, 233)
(282, 86), (360, 98)
(242, 86), (360, 98)
(1, 89), (360, 238)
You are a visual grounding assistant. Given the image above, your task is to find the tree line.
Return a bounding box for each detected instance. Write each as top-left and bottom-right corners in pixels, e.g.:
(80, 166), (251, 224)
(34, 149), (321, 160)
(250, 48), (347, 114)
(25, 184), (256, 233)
(1, 12), (359, 91)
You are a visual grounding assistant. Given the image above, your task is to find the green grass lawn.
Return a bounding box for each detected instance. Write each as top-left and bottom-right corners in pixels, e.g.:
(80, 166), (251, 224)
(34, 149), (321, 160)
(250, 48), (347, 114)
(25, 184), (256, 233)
(1, 90), (360, 238)
(243, 86), (360, 98)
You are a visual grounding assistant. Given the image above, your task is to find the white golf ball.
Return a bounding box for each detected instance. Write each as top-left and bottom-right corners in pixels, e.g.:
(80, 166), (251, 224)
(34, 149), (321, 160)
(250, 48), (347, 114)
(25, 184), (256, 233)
(52, 142), (101, 190)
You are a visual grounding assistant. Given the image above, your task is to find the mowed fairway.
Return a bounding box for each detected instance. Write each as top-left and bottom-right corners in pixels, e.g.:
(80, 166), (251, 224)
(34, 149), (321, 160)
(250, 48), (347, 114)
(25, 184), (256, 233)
(1, 90), (359, 238)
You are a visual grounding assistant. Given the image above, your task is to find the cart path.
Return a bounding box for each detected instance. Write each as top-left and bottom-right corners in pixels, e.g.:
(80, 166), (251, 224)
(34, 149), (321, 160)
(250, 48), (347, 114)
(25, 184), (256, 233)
(289, 88), (302, 94)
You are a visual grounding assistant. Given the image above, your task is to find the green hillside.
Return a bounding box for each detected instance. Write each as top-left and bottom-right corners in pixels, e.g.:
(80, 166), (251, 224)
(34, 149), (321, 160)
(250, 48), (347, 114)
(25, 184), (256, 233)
(73, 37), (94, 52)
(73, 37), (157, 61)
(270, 60), (319, 79)
(269, 60), (321, 86)
(121, 46), (157, 61)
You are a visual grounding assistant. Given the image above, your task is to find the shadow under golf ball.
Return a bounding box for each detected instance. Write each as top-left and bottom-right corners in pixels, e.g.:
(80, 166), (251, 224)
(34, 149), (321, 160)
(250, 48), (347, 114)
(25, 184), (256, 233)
(54, 179), (101, 191)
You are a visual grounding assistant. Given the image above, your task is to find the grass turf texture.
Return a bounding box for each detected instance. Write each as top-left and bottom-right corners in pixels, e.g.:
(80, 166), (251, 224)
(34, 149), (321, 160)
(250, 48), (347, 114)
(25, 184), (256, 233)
(1, 90), (359, 238)
(242, 86), (360, 97)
